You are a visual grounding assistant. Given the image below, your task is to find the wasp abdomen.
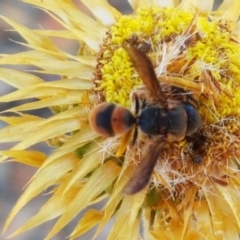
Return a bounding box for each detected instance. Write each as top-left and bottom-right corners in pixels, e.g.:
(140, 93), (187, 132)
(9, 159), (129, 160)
(89, 103), (135, 137)
(183, 103), (202, 135)
(111, 105), (136, 135)
(167, 105), (188, 138)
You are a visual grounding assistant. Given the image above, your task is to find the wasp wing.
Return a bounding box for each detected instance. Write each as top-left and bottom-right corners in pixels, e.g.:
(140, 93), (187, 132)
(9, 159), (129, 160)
(124, 139), (165, 194)
(125, 45), (166, 105)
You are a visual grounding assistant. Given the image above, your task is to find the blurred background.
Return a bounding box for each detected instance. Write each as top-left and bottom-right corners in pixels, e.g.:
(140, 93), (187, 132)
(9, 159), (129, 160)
(0, 0), (222, 239)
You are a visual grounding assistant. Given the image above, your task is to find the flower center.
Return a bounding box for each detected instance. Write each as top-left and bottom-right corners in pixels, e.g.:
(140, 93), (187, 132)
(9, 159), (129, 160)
(93, 6), (240, 195)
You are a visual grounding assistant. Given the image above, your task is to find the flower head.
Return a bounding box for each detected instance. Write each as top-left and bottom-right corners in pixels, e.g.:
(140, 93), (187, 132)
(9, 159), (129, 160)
(1, 0), (240, 239)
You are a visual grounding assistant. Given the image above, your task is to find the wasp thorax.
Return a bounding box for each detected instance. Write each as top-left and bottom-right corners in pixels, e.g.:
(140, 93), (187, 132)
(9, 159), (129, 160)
(138, 107), (169, 135)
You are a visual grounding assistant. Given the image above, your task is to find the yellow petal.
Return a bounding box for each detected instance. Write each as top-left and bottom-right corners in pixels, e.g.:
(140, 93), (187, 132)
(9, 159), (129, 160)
(0, 79), (94, 108)
(31, 6), (102, 51)
(115, 129), (134, 157)
(156, 0), (179, 7)
(1, 16), (59, 53)
(0, 118), (43, 143)
(180, 186), (198, 240)
(107, 190), (147, 240)
(40, 129), (98, 168)
(94, 193), (123, 239)
(219, 0), (240, 28)
(0, 67), (43, 88)
(45, 160), (121, 239)
(152, 0), (178, 7)
(204, 186), (225, 238)
(0, 150), (46, 167)
(93, 164), (134, 238)
(4, 153), (79, 232)
(218, 0), (235, 10)
(13, 118), (80, 149)
(33, 29), (76, 40)
(0, 51), (94, 78)
(216, 184), (240, 230)
(3, 95), (81, 112)
(60, 144), (104, 195)
(128, 0), (150, 9)
(0, 114), (42, 126)
(81, 0), (120, 26)
(235, 20), (240, 34)
(128, 0), (176, 9)
(9, 184), (81, 238)
(179, 0), (214, 11)
(144, 209), (167, 240)
(70, 209), (103, 239)
(23, 0), (107, 39)
(0, 107), (84, 150)
(150, 230), (173, 240)
(193, 200), (217, 240)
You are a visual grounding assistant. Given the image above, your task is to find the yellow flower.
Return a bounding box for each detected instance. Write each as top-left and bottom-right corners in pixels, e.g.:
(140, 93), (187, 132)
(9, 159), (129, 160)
(1, 0), (240, 239)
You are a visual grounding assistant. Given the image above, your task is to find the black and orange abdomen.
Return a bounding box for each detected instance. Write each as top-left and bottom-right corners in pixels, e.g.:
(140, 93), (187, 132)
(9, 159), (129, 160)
(89, 103), (135, 137)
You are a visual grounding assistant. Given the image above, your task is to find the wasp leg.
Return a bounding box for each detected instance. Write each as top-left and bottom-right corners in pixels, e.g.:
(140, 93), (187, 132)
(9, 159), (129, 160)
(130, 126), (139, 147)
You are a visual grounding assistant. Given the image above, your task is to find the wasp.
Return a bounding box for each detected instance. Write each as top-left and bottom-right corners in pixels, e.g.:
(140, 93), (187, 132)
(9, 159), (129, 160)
(89, 44), (202, 194)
